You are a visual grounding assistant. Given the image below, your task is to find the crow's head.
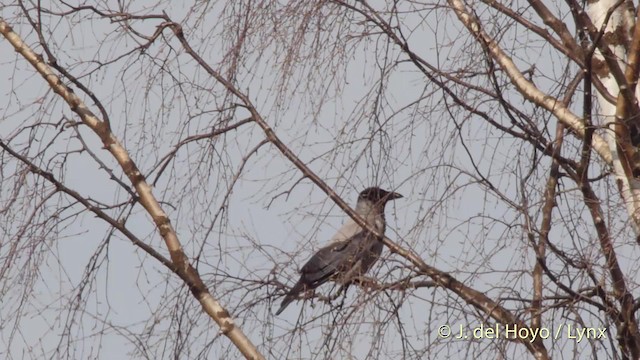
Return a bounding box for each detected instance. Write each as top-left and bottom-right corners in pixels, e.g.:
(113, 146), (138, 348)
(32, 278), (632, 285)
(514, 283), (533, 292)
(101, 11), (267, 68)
(358, 187), (403, 206)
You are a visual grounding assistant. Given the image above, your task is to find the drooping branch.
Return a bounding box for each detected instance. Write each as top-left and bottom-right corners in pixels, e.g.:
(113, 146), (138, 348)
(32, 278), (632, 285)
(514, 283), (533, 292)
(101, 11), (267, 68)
(0, 140), (173, 270)
(0, 18), (265, 360)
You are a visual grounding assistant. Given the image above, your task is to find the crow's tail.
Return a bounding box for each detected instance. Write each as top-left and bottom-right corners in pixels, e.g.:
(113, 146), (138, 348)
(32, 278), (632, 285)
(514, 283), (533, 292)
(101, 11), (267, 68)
(275, 281), (305, 315)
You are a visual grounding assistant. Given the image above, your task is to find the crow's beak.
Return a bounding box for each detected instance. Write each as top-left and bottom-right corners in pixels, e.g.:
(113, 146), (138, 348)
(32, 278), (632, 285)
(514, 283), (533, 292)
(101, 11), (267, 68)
(388, 191), (403, 200)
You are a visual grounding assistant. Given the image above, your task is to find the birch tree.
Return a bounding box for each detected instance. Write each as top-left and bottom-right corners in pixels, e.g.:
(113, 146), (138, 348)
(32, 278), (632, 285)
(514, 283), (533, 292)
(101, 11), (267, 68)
(1, 0), (640, 359)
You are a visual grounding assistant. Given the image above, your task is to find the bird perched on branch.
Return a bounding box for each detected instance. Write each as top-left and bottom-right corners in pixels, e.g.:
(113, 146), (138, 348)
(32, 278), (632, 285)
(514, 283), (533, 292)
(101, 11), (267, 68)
(275, 187), (403, 315)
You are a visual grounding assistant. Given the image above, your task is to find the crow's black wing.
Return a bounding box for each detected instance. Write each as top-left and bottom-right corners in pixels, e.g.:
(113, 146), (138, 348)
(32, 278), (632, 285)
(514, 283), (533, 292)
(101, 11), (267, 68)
(275, 240), (351, 315)
(298, 238), (352, 288)
(276, 231), (382, 315)
(299, 230), (382, 288)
